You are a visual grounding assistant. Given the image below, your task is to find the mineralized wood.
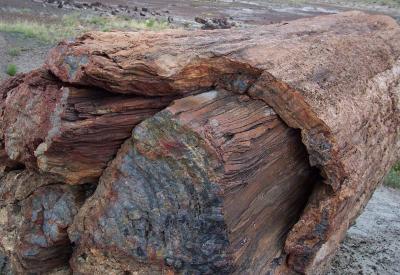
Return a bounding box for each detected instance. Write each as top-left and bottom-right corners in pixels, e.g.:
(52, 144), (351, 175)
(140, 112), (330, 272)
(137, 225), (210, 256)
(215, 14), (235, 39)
(0, 11), (398, 275)
(47, 11), (400, 274)
(0, 69), (175, 184)
(69, 90), (316, 274)
(0, 170), (88, 274)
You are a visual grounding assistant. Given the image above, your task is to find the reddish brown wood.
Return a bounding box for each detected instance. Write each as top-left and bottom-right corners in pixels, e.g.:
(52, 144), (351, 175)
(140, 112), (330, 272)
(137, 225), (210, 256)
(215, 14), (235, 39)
(69, 90), (317, 274)
(0, 11), (399, 275)
(0, 69), (175, 184)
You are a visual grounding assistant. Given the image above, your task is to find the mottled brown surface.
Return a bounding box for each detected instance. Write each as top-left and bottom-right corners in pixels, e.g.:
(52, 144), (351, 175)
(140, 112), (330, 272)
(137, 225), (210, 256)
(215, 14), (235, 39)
(0, 11), (399, 275)
(45, 11), (400, 274)
(69, 90), (316, 274)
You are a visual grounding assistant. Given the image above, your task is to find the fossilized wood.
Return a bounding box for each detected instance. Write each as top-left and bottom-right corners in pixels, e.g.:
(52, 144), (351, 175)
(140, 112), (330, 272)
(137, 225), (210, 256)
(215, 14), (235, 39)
(46, 11), (400, 274)
(0, 169), (88, 274)
(0, 11), (398, 275)
(0, 69), (175, 184)
(16, 184), (84, 273)
(69, 90), (317, 274)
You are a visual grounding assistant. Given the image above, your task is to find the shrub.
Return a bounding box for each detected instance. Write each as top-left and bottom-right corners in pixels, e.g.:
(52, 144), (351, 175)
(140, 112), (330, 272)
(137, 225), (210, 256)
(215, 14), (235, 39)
(7, 47), (21, 56)
(384, 162), (400, 188)
(6, 64), (17, 76)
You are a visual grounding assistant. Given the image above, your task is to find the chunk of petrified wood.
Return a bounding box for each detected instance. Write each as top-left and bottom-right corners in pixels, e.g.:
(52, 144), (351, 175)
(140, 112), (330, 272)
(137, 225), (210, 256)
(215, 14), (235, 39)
(0, 69), (175, 184)
(44, 11), (400, 274)
(69, 90), (317, 274)
(0, 170), (87, 273)
(17, 184), (85, 273)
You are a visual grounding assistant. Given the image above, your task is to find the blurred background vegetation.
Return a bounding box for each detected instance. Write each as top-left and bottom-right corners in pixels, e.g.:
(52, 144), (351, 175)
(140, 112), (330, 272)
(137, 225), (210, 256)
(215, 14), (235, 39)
(385, 162), (400, 188)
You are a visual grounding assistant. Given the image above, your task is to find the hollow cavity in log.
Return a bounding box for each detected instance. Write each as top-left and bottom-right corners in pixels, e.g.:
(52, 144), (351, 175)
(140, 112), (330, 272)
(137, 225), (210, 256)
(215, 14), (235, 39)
(70, 90), (318, 274)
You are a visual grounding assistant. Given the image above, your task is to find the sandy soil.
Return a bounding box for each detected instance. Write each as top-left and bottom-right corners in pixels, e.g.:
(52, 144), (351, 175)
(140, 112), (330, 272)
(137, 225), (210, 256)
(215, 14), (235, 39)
(0, 32), (51, 81)
(328, 186), (400, 275)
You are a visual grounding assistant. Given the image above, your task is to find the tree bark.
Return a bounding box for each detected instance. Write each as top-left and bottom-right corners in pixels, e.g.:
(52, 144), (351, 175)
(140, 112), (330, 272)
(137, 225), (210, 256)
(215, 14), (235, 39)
(0, 11), (399, 275)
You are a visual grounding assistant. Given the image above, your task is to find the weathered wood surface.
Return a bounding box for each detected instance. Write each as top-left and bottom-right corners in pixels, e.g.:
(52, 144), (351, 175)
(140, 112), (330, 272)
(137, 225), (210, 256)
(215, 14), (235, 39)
(0, 69), (175, 184)
(0, 11), (398, 275)
(45, 11), (400, 274)
(69, 90), (317, 274)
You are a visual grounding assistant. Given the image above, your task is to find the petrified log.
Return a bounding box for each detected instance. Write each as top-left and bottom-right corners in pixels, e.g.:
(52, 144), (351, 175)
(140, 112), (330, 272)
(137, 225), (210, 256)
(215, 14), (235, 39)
(0, 69), (175, 184)
(0, 11), (399, 275)
(69, 90), (318, 274)
(44, 11), (400, 274)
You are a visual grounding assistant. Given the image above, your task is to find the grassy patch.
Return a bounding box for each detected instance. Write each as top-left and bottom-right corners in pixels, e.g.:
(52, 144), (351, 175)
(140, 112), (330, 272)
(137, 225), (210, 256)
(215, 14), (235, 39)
(76, 15), (170, 32)
(0, 20), (71, 43)
(384, 162), (400, 189)
(6, 64), (17, 76)
(7, 47), (22, 56)
(0, 14), (170, 44)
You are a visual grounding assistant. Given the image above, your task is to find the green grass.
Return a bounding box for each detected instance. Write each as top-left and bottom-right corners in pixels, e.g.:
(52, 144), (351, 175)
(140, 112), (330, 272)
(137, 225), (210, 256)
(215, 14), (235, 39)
(6, 64), (17, 76)
(384, 162), (400, 189)
(7, 47), (22, 56)
(0, 14), (170, 44)
(79, 15), (170, 32)
(0, 20), (72, 43)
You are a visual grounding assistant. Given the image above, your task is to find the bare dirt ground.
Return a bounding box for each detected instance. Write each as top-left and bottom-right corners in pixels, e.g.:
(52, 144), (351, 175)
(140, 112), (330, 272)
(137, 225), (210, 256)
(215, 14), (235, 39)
(0, 1), (399, 274)
(328, 186), (400, 275)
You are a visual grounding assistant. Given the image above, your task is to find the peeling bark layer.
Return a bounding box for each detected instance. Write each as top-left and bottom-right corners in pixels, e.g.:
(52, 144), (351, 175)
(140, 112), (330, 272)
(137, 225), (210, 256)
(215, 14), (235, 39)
(0, 11), (399, 275)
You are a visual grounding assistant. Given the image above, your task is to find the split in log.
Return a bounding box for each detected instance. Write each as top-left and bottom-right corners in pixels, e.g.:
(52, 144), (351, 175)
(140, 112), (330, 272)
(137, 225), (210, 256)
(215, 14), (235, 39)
(0, 69), (176, 184)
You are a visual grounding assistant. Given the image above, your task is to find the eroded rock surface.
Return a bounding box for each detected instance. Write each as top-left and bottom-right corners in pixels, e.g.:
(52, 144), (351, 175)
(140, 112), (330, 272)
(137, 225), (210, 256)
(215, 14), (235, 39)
(0, 170), (88, 274)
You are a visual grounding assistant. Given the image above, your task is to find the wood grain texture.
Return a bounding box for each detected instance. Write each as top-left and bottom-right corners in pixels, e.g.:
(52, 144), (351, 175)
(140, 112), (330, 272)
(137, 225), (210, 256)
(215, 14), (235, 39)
(69, 90), (316, 274)
(46, 11), (400, 273)
(0, 69), (175, 184)
(0, 11), (398, 274)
